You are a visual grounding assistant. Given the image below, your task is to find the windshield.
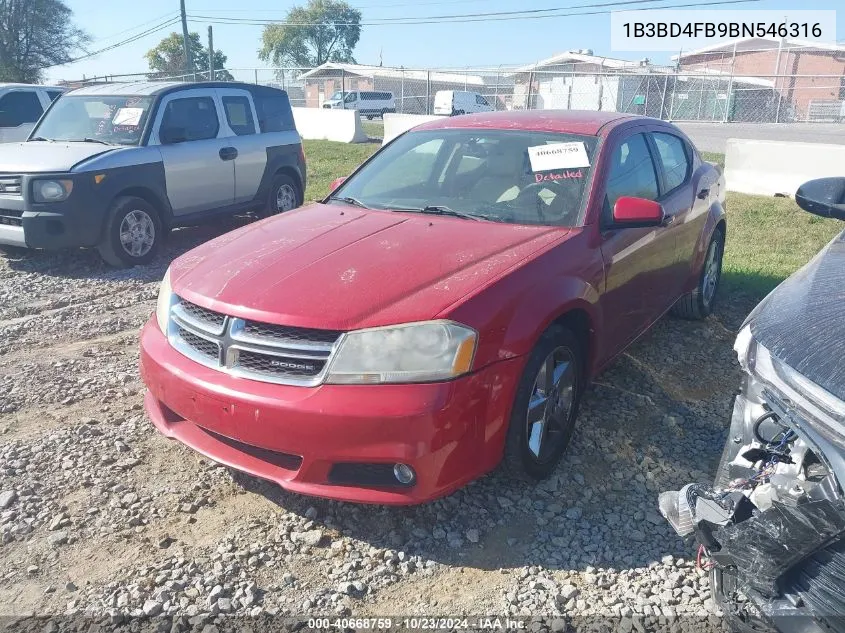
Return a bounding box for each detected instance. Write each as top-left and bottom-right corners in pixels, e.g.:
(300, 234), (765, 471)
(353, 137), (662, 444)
(330, 91), (349, 101)
(31, 95), (154, 145)
(330, 129), (599, 226)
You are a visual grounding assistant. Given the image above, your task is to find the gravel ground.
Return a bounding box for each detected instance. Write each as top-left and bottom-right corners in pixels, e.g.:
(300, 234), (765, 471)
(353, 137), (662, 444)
(0, 224), (757, 631)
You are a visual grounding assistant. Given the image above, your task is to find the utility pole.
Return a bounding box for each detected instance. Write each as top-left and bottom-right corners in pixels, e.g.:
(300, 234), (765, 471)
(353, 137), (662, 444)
(179, 0), (193, 80)
(208, 25), (214, 81)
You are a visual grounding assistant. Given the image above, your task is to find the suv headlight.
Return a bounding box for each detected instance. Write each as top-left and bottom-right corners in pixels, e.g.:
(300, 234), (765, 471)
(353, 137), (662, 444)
(155, 268), (173, 334)
(326, 320), (477, 384)
(32, 179), (73, 202)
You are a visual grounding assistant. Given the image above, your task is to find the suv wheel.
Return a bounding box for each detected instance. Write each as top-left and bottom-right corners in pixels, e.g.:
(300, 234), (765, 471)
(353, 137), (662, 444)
(672, 228), (724, 320)
(503, 325), (584, 480)
(97, 196), (161, 267)
(261, 174), (301, 219)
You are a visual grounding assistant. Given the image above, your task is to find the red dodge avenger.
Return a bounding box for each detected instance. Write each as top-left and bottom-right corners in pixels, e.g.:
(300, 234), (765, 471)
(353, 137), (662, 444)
(140, 111), (726, 504)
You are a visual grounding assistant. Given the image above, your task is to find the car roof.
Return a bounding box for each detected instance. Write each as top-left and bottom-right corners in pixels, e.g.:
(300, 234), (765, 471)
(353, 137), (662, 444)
(67, 81), (280, 98)
(413, 110), (644, 136)
(0, 83), (64, 90)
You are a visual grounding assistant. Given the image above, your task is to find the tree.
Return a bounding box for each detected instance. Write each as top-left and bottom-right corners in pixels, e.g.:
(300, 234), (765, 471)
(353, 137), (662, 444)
(145, 32), (234, 81)
(259, 0), (362, 69)
(0, 0), (88, 83)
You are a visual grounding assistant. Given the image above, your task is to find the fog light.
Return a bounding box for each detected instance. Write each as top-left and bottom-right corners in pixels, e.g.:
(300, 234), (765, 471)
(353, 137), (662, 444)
(393, 463), (415, 485)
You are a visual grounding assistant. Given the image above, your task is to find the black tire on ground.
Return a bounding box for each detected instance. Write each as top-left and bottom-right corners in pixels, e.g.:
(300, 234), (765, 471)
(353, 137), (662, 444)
(366, 114), (374, 120)
(671, 227), (725, 320)
(503, 324), (584, 480)
(259, 173), (302, 219)
(96, 196), (162, 268)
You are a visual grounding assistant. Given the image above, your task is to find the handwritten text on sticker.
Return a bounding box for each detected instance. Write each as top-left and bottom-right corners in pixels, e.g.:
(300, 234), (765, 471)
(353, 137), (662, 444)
(528, 142), (590, 172)
(535, 170), (583, 183)
(112, 107), (144, 127)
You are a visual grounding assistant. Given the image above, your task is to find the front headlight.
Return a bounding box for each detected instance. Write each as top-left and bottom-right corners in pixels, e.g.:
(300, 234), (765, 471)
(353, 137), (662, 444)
(326, 320), (477, 384)
(32, 179), (73, 202)
(155, 268), (173, 334)
(737, 325), (845, 448)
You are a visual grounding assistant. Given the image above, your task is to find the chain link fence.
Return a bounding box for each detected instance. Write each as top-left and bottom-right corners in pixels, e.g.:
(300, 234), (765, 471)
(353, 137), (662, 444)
(64, 62), (845, 124)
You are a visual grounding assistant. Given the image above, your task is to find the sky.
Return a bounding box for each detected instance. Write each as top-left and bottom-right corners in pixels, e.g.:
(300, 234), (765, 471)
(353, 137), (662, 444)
(46, 0), (844, 83)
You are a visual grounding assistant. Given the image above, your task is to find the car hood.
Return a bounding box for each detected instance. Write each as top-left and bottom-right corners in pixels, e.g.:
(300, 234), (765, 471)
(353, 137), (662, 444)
(0, 141), (117, 172)
(171, 203), (567, 331)
(747, 228), (845, 402)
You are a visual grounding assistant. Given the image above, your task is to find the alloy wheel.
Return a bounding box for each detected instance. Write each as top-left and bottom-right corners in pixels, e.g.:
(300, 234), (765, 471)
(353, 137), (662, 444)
(275, 184), (296, 212)
(119, 209), (156, 258)
(702, 237), (722, 306)
(525, 346), (578, 463)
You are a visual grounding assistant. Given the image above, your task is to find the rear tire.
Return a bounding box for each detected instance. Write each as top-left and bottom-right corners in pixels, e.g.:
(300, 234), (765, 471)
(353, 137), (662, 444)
(97, 196), (162, 268)
(672, 228), (724, 320)
(503, 325), (584, 480)
(259, 173), (301, 219)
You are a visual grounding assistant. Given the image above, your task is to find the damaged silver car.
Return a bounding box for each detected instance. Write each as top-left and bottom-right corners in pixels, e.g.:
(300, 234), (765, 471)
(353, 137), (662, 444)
(659, 177), (845, 633)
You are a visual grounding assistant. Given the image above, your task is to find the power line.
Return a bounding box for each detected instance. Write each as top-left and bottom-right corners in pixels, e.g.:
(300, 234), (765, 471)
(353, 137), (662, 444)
(188, 0), (761, 27)
(91, 11), (180, 43)
(42, 16), (182, 69)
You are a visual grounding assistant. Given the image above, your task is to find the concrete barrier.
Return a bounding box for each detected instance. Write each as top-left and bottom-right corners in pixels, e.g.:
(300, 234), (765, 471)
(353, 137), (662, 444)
(383, 113), (444, 145)
(292, 108), (368, 144)
(725, 138), (845, 197)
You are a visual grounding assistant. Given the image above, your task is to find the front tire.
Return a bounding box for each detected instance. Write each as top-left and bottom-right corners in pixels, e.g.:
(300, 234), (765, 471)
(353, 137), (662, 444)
(97, 196), (162, 267)
(260, 173), (301, 219)
(672, 228), (724, 320)
(503, 325), (584, 480)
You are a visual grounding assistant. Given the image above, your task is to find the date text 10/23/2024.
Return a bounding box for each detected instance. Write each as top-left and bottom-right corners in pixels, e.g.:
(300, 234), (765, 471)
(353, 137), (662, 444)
(307, 618), (529, 630)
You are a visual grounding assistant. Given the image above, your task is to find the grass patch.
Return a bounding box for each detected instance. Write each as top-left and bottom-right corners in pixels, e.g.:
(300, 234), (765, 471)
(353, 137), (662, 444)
(701, 152), (725, 168)
(301, 141), (841, 302)
(723, 192), (841, 299)
(360, 119), (384, 139)
(303, 140), (378, 201)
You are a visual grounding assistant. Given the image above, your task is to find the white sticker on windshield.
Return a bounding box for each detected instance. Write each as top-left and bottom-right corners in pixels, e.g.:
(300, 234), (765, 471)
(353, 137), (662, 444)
(527, 142), (590, 172)
(112, 107), (144, 126)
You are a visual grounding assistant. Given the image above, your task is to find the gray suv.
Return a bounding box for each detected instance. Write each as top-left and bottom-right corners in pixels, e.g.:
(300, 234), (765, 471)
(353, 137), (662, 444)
(0, 81), (306, 266)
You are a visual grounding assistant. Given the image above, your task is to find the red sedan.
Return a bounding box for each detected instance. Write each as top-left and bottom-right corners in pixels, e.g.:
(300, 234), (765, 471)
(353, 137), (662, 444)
(140, 111), (726, 505)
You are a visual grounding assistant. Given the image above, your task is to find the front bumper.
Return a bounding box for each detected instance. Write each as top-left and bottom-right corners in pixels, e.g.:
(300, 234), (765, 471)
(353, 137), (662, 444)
(140, 319), (523, 505)
(709, 379), (845, 633)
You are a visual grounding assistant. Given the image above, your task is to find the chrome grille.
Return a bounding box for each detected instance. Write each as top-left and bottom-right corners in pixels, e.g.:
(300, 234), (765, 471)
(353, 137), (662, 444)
(167, 296), (343, 386)
(0, 175), (22, 196)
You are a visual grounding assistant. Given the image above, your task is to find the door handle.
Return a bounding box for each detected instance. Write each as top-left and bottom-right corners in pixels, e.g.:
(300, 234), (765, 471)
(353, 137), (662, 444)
(219, 147), (238, 161)
(696, 188), (710, 200)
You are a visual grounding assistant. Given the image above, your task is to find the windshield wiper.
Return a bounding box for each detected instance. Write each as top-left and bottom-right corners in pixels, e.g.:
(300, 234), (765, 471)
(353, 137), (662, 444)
(331, 196), (369, 209)
(80, 137), (112, 145)
(395, 205), (488, 222)
(28, 136), (53, 142)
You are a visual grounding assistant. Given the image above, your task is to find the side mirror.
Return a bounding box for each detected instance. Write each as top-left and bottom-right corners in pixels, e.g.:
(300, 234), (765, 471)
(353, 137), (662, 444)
(329, 177), (346, 192)
(795, 177), (845, 221)
(612, 196), (665, 228)
(160, 126), (187, 145)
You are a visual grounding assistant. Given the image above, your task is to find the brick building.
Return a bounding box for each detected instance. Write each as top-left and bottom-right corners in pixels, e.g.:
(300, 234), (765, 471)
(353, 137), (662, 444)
(676, 37), (845, 121)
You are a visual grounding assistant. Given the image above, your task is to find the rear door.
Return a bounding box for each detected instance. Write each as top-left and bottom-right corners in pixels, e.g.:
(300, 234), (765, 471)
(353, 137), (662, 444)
(217, 88), (267, 204)
(0, 89), (44, 143)
(597, 131), (679, 358)
(151, 89), (234, 215)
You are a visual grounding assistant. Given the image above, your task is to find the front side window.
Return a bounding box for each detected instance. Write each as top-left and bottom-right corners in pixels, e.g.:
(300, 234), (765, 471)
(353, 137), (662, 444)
(160, 96), (219, 142)
(331, 129), (598, 227)
(652, 132), (689, 193)
(31, 95), (153, 145)
(0, 91), (43, 127)
(603, 133), (659, 224)
(46, 90), (63, 102)
(344, 93), (357, 104)
(222, 96), (256, 136)
(476, 95), (489, 106)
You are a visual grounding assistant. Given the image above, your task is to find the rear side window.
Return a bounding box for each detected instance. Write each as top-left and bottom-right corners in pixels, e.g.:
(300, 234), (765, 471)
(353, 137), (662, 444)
(604, 133), (659, 223)
(652, 132), (689, 193)
(222, 96), (256, 136)
(254, 95), (294, 133)
(160, 96), (219, 141)
(0, 91), (44, 127)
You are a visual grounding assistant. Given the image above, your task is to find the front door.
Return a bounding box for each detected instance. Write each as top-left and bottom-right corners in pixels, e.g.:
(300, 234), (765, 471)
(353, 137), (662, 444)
(217, 88), (267, 205)
(151, 90), (234, 215)
(597, 131), (680, 363)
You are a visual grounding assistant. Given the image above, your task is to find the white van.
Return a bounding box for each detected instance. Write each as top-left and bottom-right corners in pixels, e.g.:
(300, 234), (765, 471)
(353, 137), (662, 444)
(434, 90), (494, 116)
(322, 90), (396, 119)
(0, 84), (65, 143)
